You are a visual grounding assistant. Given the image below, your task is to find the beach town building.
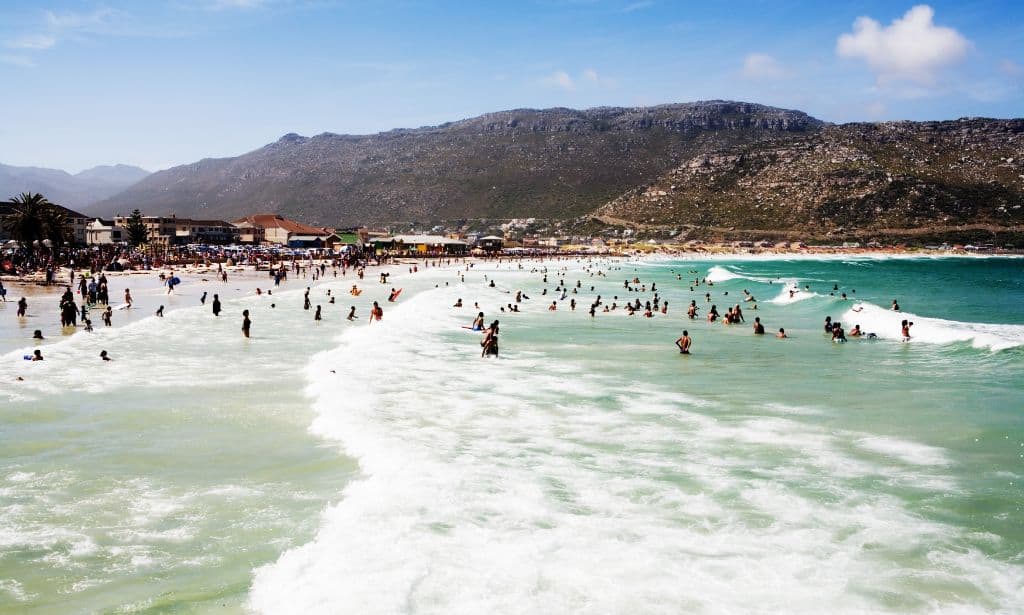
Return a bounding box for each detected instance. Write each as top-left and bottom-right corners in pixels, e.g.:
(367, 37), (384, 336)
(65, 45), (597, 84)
(232, 213), (331, 246)
(475, 235), (504, 252)
(111, 215), (237, 246)
(85, 219), (127, 245)
(370, 234), (469, 256)
(0, 202), (90, 246)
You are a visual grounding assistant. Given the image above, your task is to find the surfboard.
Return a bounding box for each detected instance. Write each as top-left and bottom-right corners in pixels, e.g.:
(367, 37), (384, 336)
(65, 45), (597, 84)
(114, 302), (131, 311)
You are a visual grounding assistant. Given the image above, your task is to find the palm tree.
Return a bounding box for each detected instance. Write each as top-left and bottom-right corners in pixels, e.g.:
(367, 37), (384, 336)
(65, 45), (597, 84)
(2, 192), (70, 252)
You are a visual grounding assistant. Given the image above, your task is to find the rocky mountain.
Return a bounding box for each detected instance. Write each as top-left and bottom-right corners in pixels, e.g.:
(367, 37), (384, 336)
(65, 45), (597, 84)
(93, 102), (822, 224)
(596, 118), (1024, 242)
(1, 163), (150, 211)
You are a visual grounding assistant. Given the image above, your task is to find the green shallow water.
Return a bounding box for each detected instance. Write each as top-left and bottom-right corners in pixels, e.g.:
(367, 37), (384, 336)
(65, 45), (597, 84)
(1, 256), (1022, 613)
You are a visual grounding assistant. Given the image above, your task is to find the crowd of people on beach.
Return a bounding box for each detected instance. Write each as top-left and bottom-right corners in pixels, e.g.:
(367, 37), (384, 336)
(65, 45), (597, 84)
(5, 252), (919, 367)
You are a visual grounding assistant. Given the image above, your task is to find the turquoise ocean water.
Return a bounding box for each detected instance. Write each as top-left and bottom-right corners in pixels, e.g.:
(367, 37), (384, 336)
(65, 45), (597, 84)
(1, 256), (1022, 613)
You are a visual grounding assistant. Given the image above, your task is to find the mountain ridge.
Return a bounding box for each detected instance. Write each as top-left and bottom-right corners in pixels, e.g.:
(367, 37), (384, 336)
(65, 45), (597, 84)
(1, 162), (150, 211)
(87, 101), (1024, 243)
(93, 101), (822, 223)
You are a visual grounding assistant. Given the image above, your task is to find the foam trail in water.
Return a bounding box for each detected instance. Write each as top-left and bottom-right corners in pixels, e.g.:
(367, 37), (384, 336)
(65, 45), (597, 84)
(248, 282), (1024, 614)
(840, 302), (1024, 351)
(767, 280), (819, 305)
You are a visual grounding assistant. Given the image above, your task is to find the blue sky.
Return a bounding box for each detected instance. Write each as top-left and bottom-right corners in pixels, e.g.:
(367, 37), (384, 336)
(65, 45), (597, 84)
(2, 0), (1021, 173)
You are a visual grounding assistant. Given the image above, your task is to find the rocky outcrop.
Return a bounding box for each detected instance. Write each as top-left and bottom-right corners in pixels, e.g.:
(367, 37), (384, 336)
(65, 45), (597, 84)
(596, 118), (1024, 239)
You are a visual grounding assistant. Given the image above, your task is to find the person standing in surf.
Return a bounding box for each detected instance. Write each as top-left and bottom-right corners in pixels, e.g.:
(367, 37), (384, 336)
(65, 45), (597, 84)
(242, 309), (251, 338)
(675, 330), (692, 354)
(212, 294), (222, 317)
(481, 320), (499, 357)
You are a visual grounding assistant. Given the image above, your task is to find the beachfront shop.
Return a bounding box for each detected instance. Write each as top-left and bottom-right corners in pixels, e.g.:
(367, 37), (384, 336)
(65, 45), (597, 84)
(370, 235), (469, 256)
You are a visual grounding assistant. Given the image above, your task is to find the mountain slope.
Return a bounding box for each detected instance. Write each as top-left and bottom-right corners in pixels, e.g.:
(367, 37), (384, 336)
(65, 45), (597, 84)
(596, 118), (1024, 240)
(0, 163), (151, 210)
(93, 101), (822, 224)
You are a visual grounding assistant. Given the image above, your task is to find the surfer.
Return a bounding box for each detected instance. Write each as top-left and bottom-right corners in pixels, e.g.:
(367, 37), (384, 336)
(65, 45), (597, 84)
(675, 330), (692, 354)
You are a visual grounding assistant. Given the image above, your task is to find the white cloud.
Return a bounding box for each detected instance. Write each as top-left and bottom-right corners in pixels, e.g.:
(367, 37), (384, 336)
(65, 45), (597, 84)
(542, 70), (576, 91)
(5, 35), (56, 50)
(741, 53), (786, 80)
(836, 4), (970, 86)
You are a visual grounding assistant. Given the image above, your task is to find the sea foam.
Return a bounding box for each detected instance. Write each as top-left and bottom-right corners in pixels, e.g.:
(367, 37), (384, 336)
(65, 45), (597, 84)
(840, 302), (1024, 351)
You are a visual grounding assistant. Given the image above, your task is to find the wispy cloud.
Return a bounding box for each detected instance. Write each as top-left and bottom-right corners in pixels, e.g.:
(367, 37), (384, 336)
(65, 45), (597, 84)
(5, 35), (56, 50)
(0, 54), (35, 67)
(741, 53), (787, 80)
(541, 68), (617, 92)
(542, 70), (576, 91)
(206, 0), (270, 10)
(837, 4), (970, 87)
(44, 7), (118, 32)
(582, 68), (616, 88)
(999, 59), (1022, 78)
(623, 1), (654, 12)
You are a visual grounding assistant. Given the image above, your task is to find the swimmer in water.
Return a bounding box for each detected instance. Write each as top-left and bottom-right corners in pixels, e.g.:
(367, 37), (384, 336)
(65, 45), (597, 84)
(471, 312), (485, 331)
(901, 319), (912, 341)
(100, 350), (111, 361)
(32, 330), (44, 340)
(31, 349), (43, 361)
(242, 309), (251, 338)
(892, 299), (900, 311)
(753, 317), (765, 335)
(347, 306), (357, 321)
(849, 324), (862, 337)
(776, 327), (787, 339)
(675, 330), (692, 354)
